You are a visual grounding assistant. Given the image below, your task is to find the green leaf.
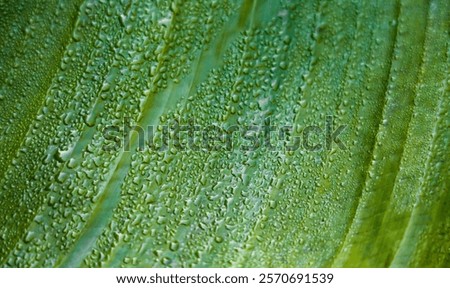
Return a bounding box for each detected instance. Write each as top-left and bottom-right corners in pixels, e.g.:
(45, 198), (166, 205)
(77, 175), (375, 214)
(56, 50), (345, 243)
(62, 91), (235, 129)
(0, 0), (448, 267)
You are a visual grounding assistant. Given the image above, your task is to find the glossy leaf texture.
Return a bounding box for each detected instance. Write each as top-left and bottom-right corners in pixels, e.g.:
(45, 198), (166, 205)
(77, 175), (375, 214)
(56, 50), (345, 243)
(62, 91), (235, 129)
(0, 0), (448, 267)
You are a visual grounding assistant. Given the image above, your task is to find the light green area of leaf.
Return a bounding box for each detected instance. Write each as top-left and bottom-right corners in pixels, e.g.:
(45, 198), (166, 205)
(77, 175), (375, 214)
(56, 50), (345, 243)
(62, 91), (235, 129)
(0, 0), (448, 267)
